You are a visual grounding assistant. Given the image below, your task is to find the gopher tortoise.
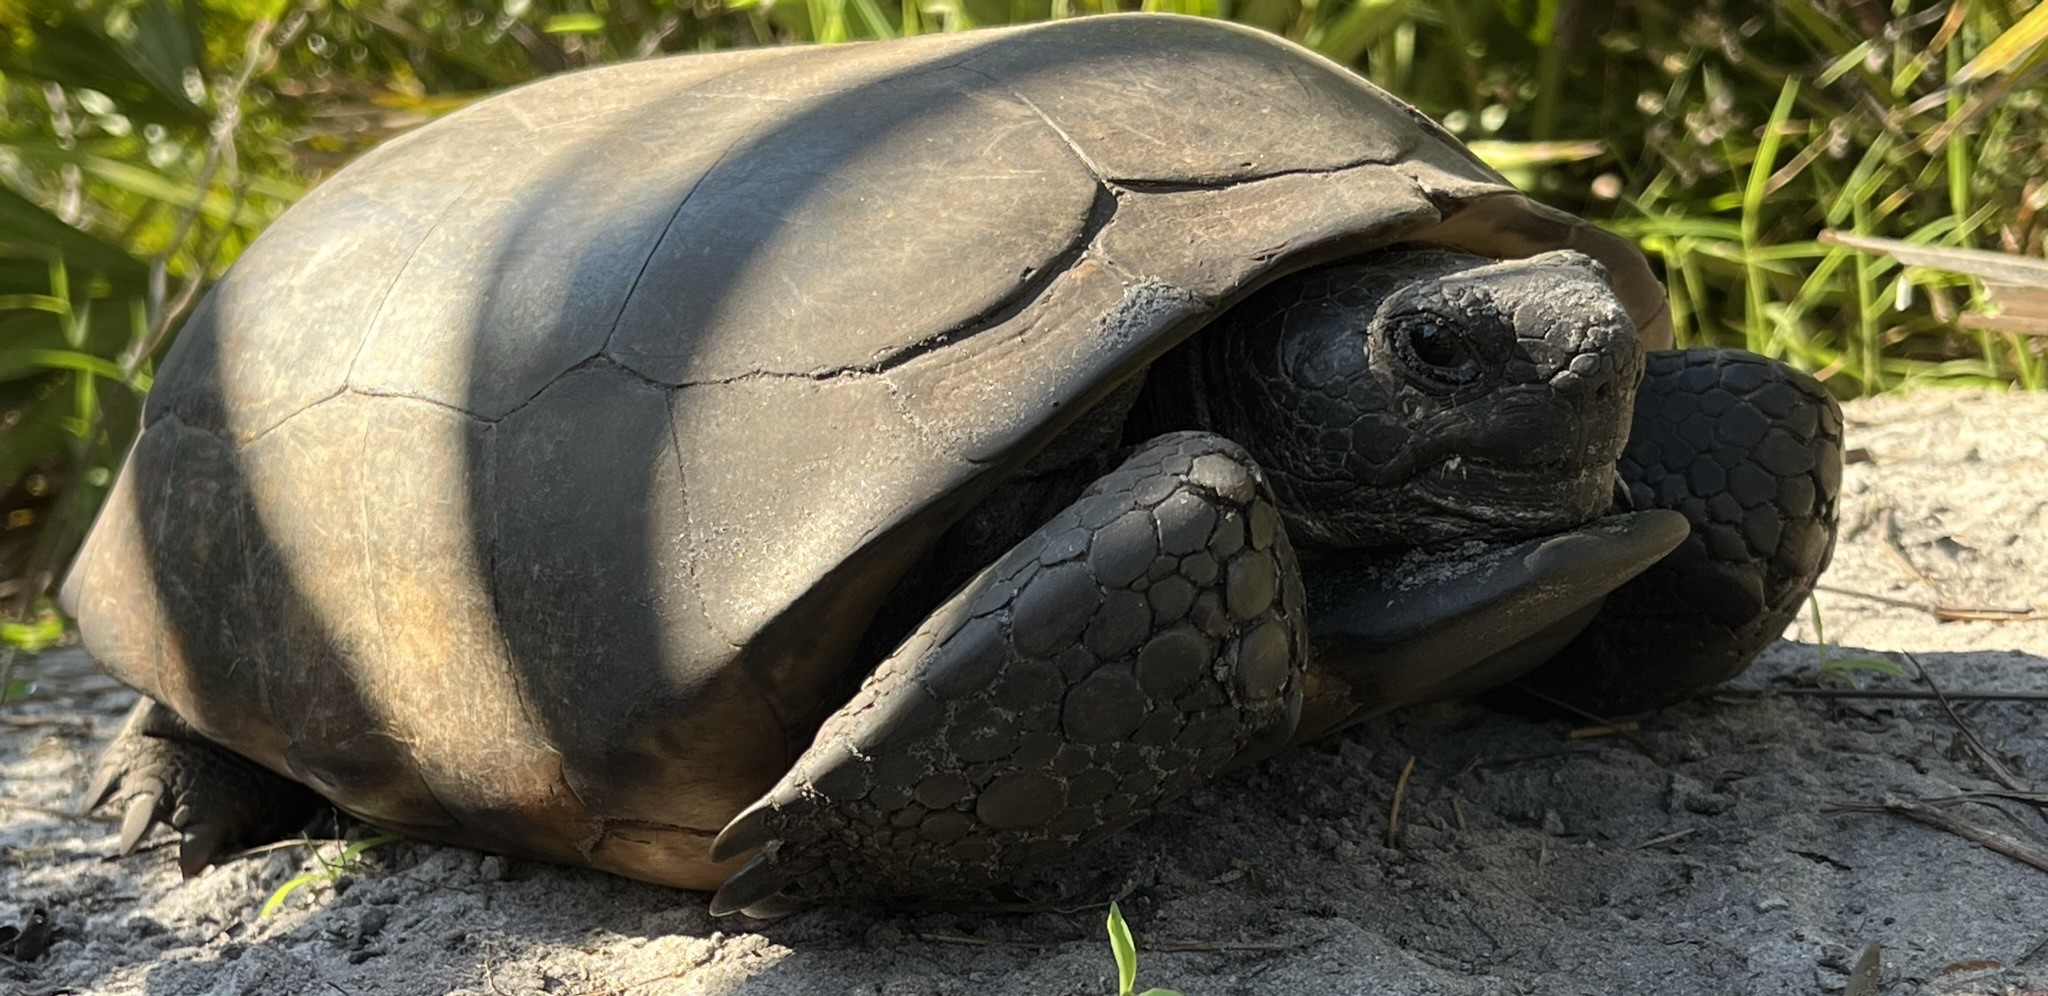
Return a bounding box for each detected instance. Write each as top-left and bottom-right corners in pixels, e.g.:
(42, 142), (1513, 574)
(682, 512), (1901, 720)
(64, 14), (1841, 916)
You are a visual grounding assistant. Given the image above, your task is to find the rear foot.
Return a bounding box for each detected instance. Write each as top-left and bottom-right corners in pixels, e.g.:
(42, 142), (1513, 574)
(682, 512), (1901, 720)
(86, 698), (319, 876)
(709, 432), (1308, 915)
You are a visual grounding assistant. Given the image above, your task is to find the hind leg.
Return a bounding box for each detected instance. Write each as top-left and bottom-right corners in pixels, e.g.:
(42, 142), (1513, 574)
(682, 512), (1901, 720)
(1512, 349), (1843, 714)
(87, 698), (319, 876)
(708, 432), (1309, 915)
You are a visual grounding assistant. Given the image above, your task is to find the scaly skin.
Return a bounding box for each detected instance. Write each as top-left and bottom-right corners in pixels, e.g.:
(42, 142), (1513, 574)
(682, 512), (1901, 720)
(87, 698), (319, 876)
(709, 433), (1308, 916)
(1508, 348), (1844, 715)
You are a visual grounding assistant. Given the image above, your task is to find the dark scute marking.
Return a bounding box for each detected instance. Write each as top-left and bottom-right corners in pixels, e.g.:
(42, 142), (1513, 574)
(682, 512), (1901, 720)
(914, 772), (971, 809)
(1714, 403), (1768, 448)
(992, 658), (1068, 712)
(811, 753), (872, 801)
(1133, 474), (1178, 507)
(870, 751), (927, 793)
(1753, 431), (1814, 477)
(1189, 590), (1234, 639)
(1084, 590), (1153, 659)
(1721, 359), (1767, 393)
(1686, 458), (1726, 498)
(1777, 519), (1830, 575)
(1683, 562), (1766, 625)
(1225, 550), (1278, 620)
(1176, 709), (1240, 750)
(1038, 518), (1093, 565)
(1749, 381), (1800, 418)
(1131, 709), (1183, 745)
(1136, 626), (1211, 699)
(1247, 502), (1278, 551)
(1012, 730), (1063, 769)
(1054, 645), (1099, 684)
(1785, 400), (1820, 438)
(606, 61), (1099, 386)
(1063, 668), (1149, 744)
(1011, 563), (1101, 658)
(1728, 464), (1777, 508)
(947, 835), (999, 865)
(1777, 474), (1816, 519)
(1089, 510), (1158, 589)
(1704, 523), (1749, 562)
(922, 617), (1007, 699)
(1146, 576), (1197, 625)
(1066, 768), (1118, 807)
(1154, 491), (1217, 556)
(862, 687), (946, 751)
(975, 771), (1066, 830)
(1233, 620), (1293, 701)
(1742, 506), (1783, 558)
(1079, 495), (1125, 531)
(1208, 511), (1246, 559)
(920, 810), (976, 844)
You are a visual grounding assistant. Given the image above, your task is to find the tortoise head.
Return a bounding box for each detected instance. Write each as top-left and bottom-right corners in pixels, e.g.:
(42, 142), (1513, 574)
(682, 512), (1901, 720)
(1200, 248), (1644, 550)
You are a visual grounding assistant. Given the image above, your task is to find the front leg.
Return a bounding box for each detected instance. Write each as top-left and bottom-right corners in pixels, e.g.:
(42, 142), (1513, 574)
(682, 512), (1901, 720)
(1512, 349), (1843, 714)
(708, 432), (1308, 915)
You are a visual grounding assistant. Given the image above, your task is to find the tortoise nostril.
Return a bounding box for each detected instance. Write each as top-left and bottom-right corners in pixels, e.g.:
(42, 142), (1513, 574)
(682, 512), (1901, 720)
(1552, 352), (1615, 400)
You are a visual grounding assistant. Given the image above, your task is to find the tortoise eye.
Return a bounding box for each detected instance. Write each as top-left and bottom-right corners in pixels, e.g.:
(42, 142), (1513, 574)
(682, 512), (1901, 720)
(1394, 311), (1482, 385)
(1407, 317), (1462, 368)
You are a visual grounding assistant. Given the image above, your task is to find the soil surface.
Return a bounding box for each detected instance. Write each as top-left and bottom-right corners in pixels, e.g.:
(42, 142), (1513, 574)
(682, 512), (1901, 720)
(4, 389), (2046, 996)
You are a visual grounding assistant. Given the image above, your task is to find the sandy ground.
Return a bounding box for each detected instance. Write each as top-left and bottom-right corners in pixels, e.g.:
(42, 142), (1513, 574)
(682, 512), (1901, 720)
(4, 389), (2046, 996)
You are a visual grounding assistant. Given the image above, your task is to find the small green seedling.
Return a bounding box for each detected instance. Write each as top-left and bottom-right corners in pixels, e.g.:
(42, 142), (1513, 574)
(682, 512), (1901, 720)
(1819, 656), (1911, 681)
(1105, 901), (1183, 996)
(1808, 595), (1910, 681)
(260, 834), (398, 918)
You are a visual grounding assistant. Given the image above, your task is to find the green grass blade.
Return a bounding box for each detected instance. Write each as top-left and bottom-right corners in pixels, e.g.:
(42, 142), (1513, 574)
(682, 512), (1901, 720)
(1955, 0), (2048, 83)
(260, 871), (325, 918)
(0, 295), (74, 316)
(1107, 901), (1138, 996)
(1738, 78), (1800, 356)
(19, 349), (137, 388)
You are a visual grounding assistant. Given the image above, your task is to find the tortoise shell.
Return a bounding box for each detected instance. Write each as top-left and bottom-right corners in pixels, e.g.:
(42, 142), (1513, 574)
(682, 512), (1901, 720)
(63, 14), (1667, 888)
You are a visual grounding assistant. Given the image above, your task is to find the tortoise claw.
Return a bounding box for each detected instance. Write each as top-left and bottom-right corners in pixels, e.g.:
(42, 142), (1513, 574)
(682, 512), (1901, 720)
(84, 762), (123, 814)
(177, 821), (236, 878)
(87, 698), (320, 873)
(737, 894), (810, 920)
(118, 792), (160, 855)
(709, 800), (773, 863)
(709, 853), (791, 916)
